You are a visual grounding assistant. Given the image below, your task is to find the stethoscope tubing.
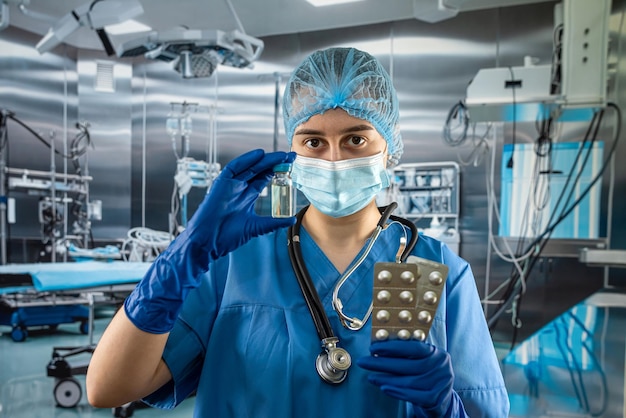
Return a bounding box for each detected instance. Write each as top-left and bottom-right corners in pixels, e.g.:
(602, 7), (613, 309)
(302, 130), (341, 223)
(287, 203), (418, 343)
(287, 207), (335, 339)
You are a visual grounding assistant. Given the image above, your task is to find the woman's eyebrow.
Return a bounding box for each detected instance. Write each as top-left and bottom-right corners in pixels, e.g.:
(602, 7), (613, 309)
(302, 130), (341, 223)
(294, 128), (323, 136)
(294, 125), (374, 136)
(341, 125), (374, 134)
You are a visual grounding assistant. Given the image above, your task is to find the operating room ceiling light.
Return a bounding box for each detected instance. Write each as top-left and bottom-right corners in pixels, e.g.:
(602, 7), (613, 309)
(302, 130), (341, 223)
(306, 0), (365, 6)
(116, 28), (264, 78)
(116, 0), (263, 79)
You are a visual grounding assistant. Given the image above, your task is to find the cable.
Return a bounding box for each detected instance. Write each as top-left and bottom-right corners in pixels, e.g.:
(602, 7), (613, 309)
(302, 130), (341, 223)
(494, 105), (617, 335)
(506, 66), (517, 169)
(2, 111), (91, 163)
(550, 23), (564, 95)
(1, 110), (12, 262)
(488, 103), (622, 333)
(121, 227), (171, 262)
(545, 111), (602, 230)
(566, 311), (609, 416)
(443, 101), (470, 147)
(0, 110), (9, 152)
(482, 36), (562, 320)
(69, 122), (92, 175)
(482, 129), (533, 310)
(493, 108), (603, 321)
(554, 319), (586, 410)
(455, 123), (492, 168)
(170, 182), (181, 236)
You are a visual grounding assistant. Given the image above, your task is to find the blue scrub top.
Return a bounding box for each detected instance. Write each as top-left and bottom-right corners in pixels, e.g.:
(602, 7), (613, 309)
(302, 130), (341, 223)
(145, 222), (510, 417)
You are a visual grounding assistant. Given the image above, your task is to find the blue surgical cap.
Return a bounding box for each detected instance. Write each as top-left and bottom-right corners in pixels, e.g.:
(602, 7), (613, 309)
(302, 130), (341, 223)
(283, 47), (403, 166)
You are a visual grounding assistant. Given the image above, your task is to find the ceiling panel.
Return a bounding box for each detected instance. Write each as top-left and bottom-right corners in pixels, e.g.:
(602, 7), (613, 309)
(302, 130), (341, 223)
(4, 0), (552, 52)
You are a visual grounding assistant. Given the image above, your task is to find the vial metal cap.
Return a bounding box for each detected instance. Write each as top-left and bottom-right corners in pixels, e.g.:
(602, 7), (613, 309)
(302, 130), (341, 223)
(273, 163), (292, 173)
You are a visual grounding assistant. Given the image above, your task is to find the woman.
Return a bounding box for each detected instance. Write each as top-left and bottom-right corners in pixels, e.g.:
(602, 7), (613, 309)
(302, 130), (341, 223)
(86, 47), (510, 417)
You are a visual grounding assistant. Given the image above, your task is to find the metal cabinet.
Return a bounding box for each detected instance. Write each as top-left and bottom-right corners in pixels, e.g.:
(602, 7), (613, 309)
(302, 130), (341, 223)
(380, 162), (461, 254)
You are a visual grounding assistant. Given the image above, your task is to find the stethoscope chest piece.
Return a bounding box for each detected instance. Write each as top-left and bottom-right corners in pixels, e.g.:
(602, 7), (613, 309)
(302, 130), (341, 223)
(288, 204), (418, 385)
(316, 337), (351, 384)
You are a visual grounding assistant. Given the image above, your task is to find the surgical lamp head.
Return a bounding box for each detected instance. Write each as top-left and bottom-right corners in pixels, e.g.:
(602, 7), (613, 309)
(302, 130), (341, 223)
(116, 28), (264, 79)
(174, 48), (222, 79)
(283, 47), (403, 167)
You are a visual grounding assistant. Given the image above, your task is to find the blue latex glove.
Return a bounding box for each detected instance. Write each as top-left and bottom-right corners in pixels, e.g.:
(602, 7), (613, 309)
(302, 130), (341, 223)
(125, 149), (296, 333)
(357, 340), (466, 418)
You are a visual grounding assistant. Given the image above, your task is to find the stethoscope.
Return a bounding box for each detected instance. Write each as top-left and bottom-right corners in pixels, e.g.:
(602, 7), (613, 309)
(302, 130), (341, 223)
(287, 202), (418, 384)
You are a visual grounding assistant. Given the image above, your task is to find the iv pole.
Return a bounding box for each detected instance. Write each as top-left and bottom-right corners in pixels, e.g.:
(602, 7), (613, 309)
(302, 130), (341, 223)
(0, 109), (8, 264)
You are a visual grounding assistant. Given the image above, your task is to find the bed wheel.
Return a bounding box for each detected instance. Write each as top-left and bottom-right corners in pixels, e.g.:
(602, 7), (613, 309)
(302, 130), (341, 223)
(54, 377), (82, 408)
(11, 326), (27, 342)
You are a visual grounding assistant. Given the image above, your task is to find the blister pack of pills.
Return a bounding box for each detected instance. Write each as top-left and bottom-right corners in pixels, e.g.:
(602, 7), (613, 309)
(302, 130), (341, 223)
(371, 255), (448, 342)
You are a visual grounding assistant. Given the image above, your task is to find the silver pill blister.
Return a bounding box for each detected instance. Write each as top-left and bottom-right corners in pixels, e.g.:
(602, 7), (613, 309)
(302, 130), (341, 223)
(371, 255), (448, 342)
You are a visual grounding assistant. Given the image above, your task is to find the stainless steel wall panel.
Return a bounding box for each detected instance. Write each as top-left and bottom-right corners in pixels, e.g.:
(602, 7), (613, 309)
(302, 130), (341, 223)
(76, 50), (133, 240)
(131, 60), (219, 231)
(0, 26), (78, 247)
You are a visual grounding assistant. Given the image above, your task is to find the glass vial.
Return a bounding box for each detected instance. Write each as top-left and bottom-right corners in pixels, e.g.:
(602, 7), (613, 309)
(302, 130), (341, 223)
(271, 163), (295, 218)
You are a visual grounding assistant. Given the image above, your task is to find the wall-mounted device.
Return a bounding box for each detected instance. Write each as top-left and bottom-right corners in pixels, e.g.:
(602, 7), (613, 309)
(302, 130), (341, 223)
(465, 0), (611, 122)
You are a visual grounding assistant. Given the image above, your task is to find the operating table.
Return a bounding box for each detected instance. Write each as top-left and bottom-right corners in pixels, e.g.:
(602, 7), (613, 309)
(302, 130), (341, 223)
(0, 261), (149, 342)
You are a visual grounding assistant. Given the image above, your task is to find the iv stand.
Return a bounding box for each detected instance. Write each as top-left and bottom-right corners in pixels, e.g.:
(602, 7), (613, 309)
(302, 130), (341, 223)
(0, 110), (8, 264)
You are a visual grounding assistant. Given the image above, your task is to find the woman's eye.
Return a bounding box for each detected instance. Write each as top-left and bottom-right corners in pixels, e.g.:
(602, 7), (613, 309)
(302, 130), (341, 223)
(348, 136), (366, 146)
(304, 138), (321, 149)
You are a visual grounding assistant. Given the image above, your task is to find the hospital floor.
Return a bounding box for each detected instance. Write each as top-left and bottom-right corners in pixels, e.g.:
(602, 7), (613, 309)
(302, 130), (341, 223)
(499, 288), (626, 418)
(0, 306), (195, 418)
(1, 294), (625, 418)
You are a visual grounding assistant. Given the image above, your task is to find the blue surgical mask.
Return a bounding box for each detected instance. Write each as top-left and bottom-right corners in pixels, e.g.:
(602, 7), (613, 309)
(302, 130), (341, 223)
(291, 152), (390, 218)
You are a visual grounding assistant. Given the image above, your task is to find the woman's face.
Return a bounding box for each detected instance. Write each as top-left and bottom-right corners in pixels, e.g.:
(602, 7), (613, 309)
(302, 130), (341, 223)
(291, 108), (388, 162)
